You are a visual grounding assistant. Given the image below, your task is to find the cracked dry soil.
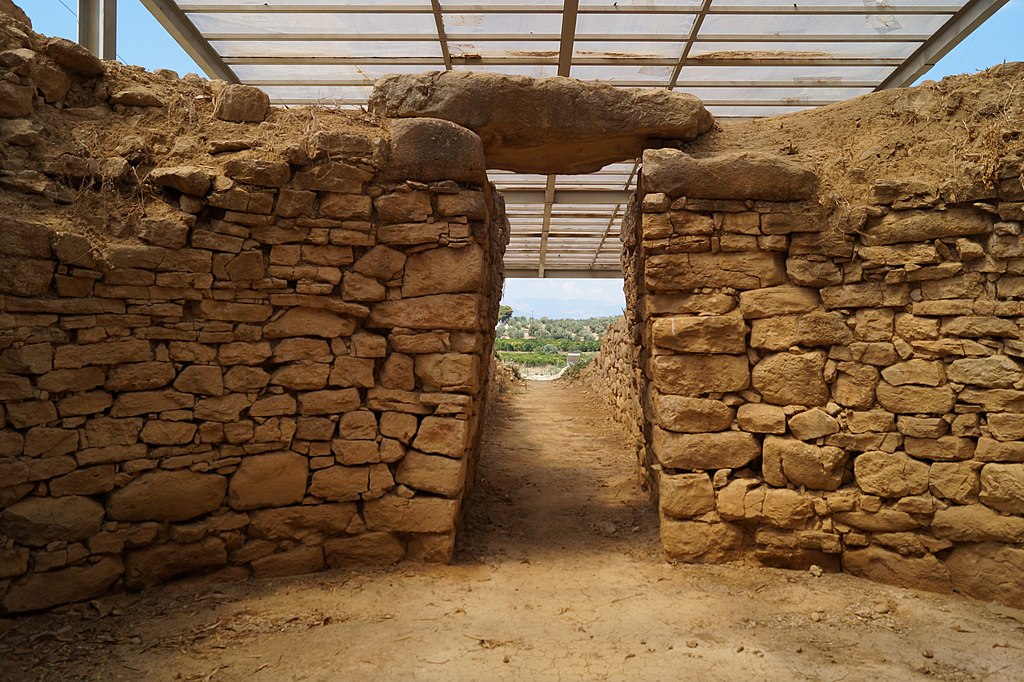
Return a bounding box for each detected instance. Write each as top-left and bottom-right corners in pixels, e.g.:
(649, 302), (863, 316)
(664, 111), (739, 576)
(2, 380), (1023, 681)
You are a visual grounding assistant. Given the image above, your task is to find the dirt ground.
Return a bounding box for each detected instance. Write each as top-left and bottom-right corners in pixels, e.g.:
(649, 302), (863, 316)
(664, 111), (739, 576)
(2, 380), (1023, 681)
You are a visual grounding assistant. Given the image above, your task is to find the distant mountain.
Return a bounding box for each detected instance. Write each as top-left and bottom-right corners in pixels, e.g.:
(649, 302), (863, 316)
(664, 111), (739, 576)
(499, 296), (625, 320)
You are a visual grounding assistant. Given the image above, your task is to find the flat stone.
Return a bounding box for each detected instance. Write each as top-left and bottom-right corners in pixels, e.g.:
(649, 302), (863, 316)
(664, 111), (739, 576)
(653, 395), (734, 433)
(787, 408), (839, 440)
(945, 543), (1024, 609)
(738, 286), (821, 319)
(947, 356), (1021, 388)
(148, 166), (211, 196)
(843, 547), (950, 594)
(310, 465), (369, 501)
(929, 461), (982, 503)
(749, 312), (852, 351)
(414, 353), (479, 392)
(325, 532), (405, 567)
(371, 72), (712, 174)
(643, 149), (816, 201)
(651, 354), (750, 396)
(0, 496), (104, 546)
(264, 307), (355, 339)
(124, 536), (227, 589)
(214, 84), (270, 123)
(880, 359), (946, 387)
(108, 470), (226, 522)
(645, 251), (786, 292)
(44, 37), (103, 77)
(931, 504), (1024, 543)
(979, 463), (1024, 514)
(736, 403), (787, 434)
(752, 351), (828, 406)
(854, 450), (930, 497)
(412, 416), (468, 457)
(402, 245), (485, 297)
(248, 503), (357, 540)
(652, 428), (760, 470)
(660, 519), (745, 563)
(363, 494), (459, 533)
(395, 449), (466, 497)
(651, 314), (746, 354)
(229, 452), (308, 510)
(861, 208), (991, 246)
(2, 557), (123, 613)
(763, 436), (846, 491)
(658, 472), (715, 519)
(369, 294), (480, 331)
(876, 383), (955, 414)
(111, 87), (164, 107)
(251, 545), (325, 580)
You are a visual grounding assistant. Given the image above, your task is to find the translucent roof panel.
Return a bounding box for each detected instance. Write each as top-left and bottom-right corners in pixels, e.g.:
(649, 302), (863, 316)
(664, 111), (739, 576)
(154, 0), (1010, 277)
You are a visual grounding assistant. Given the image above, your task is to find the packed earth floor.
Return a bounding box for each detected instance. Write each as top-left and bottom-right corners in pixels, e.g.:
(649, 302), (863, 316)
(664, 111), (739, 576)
(1, 380), (1023, 681)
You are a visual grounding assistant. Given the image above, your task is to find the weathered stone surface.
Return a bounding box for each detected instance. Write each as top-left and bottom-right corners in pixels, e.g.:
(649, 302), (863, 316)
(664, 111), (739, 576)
(299, 389), (361, 415)
(125, 537), (227, 589)
(646, 251), (786, 292)
(214, 84), (270, 123)
(110, 390), (194, 417)
(752, 352), (828, 406)
(880, 359), (945, 387)
(414, 353), (479, 392)
(653, 395), (733, 433)
(363, 495), (459, 533)
(44, 37), (103, 76)
(947, 356), (1021, 388)
(989, 413), (1024, 442)
(111, 87), (164, 107)
(264, 307), (355, 339)
(381, 118), (486, 183)
(49, 465), (115, 496)
(2, 557), (123, 613)
(854, 450), (930, 497)
(904, 436), (974, 461)
(353, 245), (406, 280)
(310, 465), (368, 501)
(251, 545), (325, 579)
(659, 472), (715, 519)
(369, 294), (480, 331)
(402, 245), (485, 297)
(249, 503), (357, 540)
(108, 470), (226, 522)
(661, 519), (745, 563)
(932, 504), (1024, 543)
(653, 428), (760, 470)
(643, 149), (815, 200)
(860, 208), (991, 246)
(325, 533), (405, 567)
(0, 496), (103, 545)
(738, 286), (821, 320)
(651, 354), (749, 396)
(148, 166), (211, 196)
(139, 420), (196, 445)
(979, 463), (1024, 514)
(788, 408), (839, 440)
(929, 461), (982, 504)
(842, 547), (951, 594)
(371, 72), (712, 174)
(945, 543), (1024, 608)
(876, 383), (955, 414)
(412, 416), (468, 457)
(763, 436), (846, 490)
(55, 339), (152, 369)
(750, 311), (852, 351)
(651, 314), (746, 354)
(736, 403), (787, 433)
(396, 449), (466, 497)
(229, 453), (308, 510)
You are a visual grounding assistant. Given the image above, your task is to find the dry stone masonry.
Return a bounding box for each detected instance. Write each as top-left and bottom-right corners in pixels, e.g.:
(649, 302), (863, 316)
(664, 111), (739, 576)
(614, 135), (1024, 608)
(0, 10), (507, 613)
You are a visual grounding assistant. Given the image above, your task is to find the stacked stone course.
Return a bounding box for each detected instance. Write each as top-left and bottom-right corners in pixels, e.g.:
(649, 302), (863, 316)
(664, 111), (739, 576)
(614, 147), (1024, 607)
(0, 14), (508, 613)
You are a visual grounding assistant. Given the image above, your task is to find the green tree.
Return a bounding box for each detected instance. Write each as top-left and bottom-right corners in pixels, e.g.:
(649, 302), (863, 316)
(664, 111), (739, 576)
(498, 305), (514, 323)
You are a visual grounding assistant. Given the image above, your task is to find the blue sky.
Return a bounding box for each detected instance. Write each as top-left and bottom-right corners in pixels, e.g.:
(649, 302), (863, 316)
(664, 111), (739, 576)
(24, 0), (1024, 318)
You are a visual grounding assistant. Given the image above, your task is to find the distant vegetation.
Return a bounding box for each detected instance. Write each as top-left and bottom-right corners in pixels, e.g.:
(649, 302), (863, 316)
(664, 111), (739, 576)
(495, 313), (617, 372)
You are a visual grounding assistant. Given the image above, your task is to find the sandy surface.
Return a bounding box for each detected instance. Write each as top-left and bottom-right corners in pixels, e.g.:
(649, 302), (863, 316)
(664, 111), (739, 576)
(2, 380), (1023, 681)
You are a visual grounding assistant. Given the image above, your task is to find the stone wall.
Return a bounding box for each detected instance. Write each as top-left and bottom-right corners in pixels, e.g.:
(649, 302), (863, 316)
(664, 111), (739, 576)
(0, 16), (508, 613)
(626, 146), (1024, 608)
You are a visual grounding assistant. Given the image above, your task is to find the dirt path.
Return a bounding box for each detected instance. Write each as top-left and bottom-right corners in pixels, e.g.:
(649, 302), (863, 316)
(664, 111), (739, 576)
(2, 380), (1023, 681)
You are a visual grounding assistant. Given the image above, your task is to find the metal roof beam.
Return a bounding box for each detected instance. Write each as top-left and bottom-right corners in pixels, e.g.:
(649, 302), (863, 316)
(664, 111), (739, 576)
(502, 189), (633, 204)
(180, 3), (960, 15)
(505, 269), (623, 279)
(429, 0), (453, 70)
(557, 0), (580, 77)
(245, 78), (880, 89)
(78, 0), (117, 60)
(877, 0), (1010, 89)
(205, 32), (930, 43)
(141, 0), (238, 82)
(537, 176), (557, 278)
(224, 56), (903, 67)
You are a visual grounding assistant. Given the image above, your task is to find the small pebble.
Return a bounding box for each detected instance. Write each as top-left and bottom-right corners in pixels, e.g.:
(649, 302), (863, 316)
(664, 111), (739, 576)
(873, 602), (891, 615)
(809, 565), (823, 578)
(686, 640), (699, 649)
(923, 650), (934, 659)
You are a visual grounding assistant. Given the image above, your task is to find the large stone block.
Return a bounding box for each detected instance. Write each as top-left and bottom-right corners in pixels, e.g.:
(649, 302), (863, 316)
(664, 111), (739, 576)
(645, 252), (786, 292)
(401, 245), (484, 297)
(248, 503), (357, 540)
(979, 463), (1024, 514)
(929, 461), (982, 503)
(325, 532), (405, 567)
(54, 339), (152, 369)
(413, 353), (479, 392)
(652, 428), (760, 470)
(660, 518), (745, 563)
(652, 394), (734, 433)
(854, 450), (930, 498)
(931, 504), (1024, 543)
(658, 472), (715, 519)
(230, 453), (308, 510)
(842, 547), (951, 594)
(876, 383), (955, 414)
(860, 208), (991, 246)
(763, 436), (846, 490)
(310, 465), (369, 502)
(371, 72), (711, 174)
(412, 416), (469, 457)
(880, 359), (945, 387)
(651, 314), (746, 354)
(251, 545), (325, 580)
(946, 356), (1021, 388)
(1, 557), (123, 613)
(945, 543), (1024, 608)
(749, 311), (852, 351)
(0, 495), (104, 546)
(214, 84), (270, 123)
(125, 537), (227, 589)
(368, 294), (480, 331)
(651, 354), (749, 396)
(395, 449), (466, 497)
(752, 351), (828, 406)
(363, 495), (459, 533)
(642, 149), (816, 200)
(264, 308), (355, 339)
(380, 118), (486, 183)
(108, 470), (226, 522)
(738, 285), (821, 320)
